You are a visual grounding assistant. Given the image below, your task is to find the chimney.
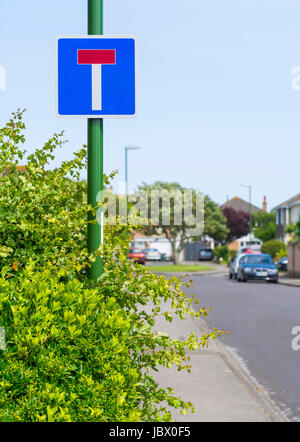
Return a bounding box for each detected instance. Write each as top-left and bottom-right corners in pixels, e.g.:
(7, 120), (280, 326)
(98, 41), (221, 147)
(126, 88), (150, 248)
(263, 196), (267, 212)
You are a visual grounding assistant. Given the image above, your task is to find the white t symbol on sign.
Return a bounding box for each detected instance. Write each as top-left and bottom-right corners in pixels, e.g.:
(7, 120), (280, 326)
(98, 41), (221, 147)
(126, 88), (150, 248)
(78, 49), (116, 111)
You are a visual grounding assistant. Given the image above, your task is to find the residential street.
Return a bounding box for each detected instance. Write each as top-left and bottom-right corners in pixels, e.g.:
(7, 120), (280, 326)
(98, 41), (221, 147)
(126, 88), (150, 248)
(4, 0), (300, 427)
(185, 273), (300, 422)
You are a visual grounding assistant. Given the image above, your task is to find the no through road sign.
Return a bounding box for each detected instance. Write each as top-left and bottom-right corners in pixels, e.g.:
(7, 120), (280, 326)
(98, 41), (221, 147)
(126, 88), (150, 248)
(57, 36), (136, 118)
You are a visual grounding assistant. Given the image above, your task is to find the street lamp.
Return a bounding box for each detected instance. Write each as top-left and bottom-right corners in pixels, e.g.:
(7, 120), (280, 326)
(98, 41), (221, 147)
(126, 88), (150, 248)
(125, 146), (141, 199)
(241, 183), (252, 244)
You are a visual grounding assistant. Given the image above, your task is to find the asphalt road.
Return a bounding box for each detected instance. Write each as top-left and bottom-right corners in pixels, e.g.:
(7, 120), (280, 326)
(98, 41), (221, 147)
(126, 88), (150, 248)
(185, 273), (300, 422)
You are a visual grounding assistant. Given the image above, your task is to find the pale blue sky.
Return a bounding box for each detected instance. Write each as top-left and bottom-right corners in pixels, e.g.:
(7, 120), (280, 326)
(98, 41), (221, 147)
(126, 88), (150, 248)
(1, 0), (300, 209)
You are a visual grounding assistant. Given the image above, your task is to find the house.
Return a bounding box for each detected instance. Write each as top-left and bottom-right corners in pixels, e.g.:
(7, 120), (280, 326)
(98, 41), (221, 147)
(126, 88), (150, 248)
(232, 234), (262, 252)
(220, 196), (261, 214)
(220, 196), (264, 252)
(273, 193), (300, 243)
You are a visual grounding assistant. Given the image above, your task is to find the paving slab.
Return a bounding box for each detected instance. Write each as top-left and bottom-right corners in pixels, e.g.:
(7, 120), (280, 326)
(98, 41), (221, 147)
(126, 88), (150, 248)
(279, 277), (300, 287)
(154, 352), (272, 422)
(146, 300), (286, 422)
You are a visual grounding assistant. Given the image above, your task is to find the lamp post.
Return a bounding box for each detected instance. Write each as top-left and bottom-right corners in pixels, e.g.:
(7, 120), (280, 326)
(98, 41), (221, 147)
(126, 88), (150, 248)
(125, 146), (141, 199)
(241, 184), (252, 244)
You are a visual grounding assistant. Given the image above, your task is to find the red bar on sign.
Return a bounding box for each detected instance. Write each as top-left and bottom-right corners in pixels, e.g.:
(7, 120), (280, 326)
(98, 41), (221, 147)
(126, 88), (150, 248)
(77, 49), (116, 65)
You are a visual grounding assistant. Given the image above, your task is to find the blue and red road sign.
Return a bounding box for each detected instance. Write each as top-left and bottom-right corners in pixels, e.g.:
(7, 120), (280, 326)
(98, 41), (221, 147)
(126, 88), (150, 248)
(57, 36), (136, 117)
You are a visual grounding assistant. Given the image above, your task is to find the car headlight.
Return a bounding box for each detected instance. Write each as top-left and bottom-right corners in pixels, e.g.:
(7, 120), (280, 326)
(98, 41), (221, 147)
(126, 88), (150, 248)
(244, 267), (252, 273)
(268, 269), (278, 275)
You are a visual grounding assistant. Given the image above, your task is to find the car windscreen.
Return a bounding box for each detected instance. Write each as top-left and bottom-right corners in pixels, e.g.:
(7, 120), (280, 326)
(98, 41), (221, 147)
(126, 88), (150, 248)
(242, 255), (273, 265)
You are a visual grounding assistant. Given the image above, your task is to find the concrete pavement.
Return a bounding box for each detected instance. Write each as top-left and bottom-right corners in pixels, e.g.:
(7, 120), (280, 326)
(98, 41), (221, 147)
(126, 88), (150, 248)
(279, 274), (300, 287)
(183, 274), (300, 421)
(147, 298), (286, 422)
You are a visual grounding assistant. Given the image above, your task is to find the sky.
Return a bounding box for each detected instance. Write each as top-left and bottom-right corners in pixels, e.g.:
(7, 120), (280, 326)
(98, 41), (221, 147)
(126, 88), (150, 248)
(1, 0), (300, 209)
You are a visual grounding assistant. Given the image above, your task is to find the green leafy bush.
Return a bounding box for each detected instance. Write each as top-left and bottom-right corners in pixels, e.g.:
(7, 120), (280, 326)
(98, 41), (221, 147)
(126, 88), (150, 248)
(275, 248), (287, 262)
(261, 240), (287, 258)
(214, 245), (229, 262)
(253, 211), (276, 242)
(0, 111), (89, 272)
(228, 249), (237, 260)
(0, 261), (214, 422)
(0, 262), (139, 422)
(0, 259), (220, 422)
(285, 218), (300, 241)
(0, 111), (222, 421)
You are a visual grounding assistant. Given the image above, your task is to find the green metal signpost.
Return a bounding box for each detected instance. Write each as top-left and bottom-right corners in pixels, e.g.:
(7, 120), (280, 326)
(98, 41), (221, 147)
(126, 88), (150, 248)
(58, 0), (135, 279)
(87, 0), (104, 280)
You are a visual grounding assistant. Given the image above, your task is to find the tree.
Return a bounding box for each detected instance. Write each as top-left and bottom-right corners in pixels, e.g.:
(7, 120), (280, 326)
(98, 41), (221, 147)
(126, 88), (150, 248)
(222, 207), (249, 243)
(203, 196), (229, 243)
(285, 217), (300, 240)
(253, 211), (276, 242)
(136, 183), (228, 264)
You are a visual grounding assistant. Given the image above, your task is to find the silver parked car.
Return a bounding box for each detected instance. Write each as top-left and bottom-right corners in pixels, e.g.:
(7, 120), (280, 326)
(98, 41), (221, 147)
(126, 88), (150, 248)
(229, 253), (247, 279)
(144, 248), (161, 261)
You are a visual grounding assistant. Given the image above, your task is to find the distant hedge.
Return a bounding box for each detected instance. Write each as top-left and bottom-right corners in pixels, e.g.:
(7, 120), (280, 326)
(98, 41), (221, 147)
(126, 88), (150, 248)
(214, 245), (229, 262)
(261, 240), (287, 258)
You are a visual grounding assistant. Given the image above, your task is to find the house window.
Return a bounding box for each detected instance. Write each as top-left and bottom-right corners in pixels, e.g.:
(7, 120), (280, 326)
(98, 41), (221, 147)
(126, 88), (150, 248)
(276, 210), (279, 225)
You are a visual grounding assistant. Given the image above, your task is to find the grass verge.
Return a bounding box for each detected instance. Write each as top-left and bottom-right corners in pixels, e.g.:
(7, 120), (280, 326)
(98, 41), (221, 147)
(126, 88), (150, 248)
(147, 265), (215, 273)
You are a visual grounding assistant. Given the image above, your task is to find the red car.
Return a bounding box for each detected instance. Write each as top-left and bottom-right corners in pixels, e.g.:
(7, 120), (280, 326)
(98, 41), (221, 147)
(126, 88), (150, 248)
(128, 248), (145, 264)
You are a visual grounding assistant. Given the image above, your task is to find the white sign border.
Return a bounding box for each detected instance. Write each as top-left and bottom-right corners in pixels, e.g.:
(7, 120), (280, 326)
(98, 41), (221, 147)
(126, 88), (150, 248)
(56, 35), (137, 119)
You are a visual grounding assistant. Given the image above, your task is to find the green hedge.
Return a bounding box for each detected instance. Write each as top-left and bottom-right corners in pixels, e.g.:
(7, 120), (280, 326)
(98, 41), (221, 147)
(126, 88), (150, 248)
(261, 240), (286, 258)
(0, 264), (140, 421)
(0, 111), (222, 421)
(214, 245), (229, 262)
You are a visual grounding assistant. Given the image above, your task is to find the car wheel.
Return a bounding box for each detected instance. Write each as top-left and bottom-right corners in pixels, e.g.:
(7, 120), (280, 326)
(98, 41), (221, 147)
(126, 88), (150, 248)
(242, 273), (247, 282)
